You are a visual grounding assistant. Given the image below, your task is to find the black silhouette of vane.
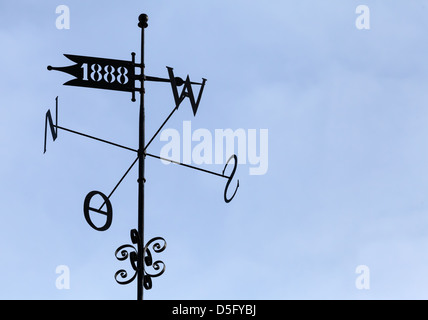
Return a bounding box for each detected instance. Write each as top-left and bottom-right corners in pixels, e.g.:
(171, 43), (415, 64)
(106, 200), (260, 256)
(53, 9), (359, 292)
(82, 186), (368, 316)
(44, 13), (239, 300)
(48, 54), (136, 92)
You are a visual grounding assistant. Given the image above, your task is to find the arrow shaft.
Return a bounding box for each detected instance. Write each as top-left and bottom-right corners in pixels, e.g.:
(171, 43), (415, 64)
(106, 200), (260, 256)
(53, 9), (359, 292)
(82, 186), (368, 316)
(98, 156), (140, 211)
(144, 75), (203, 86)
(56, 125), (138, 153)
(145, 153), (228, 179)
(144, 106), (178, 152)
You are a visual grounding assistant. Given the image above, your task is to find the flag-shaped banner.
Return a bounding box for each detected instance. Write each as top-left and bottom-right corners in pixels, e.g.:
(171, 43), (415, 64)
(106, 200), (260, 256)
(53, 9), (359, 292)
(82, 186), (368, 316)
(48, 54), (136, 92)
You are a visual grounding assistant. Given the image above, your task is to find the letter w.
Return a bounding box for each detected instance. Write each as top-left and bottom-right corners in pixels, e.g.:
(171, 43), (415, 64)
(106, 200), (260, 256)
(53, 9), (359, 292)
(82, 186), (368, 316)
(44, 96), (58, 154)
(167, 67), (207, 116)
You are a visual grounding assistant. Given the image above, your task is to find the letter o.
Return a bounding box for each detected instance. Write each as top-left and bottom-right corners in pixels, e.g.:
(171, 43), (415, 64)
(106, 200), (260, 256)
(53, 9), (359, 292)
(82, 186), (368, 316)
(83, 191), (113, 231)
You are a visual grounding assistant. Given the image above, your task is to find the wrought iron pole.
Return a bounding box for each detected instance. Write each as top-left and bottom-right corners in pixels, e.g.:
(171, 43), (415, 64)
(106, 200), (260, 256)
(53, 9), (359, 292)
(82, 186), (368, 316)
(137, 13), (148, 301)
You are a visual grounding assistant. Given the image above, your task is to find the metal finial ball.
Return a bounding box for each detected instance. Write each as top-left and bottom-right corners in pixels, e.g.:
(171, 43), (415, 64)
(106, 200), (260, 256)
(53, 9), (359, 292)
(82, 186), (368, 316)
(138, 14), (148, 28)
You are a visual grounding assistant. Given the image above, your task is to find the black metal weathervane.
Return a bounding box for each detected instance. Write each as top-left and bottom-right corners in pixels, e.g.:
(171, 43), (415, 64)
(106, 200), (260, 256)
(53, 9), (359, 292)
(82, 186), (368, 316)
(44, 14), (239, 300)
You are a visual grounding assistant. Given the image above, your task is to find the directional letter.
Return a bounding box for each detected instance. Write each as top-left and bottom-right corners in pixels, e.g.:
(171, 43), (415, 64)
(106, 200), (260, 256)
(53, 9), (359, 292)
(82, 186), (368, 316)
(44, 96), (58, 154)
(167, 67), (207, 116)
(223, 154), (240, 203)
(83, 191), (113, 231)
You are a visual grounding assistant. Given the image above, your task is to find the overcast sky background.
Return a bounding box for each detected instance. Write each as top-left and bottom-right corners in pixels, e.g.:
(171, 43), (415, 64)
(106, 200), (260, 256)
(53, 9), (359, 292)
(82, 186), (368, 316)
(1, 0), (428, 299)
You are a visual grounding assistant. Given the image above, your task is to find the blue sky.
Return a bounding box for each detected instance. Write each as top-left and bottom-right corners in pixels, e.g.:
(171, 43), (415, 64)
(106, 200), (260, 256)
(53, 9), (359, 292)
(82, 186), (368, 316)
(1, 0), (428, 299)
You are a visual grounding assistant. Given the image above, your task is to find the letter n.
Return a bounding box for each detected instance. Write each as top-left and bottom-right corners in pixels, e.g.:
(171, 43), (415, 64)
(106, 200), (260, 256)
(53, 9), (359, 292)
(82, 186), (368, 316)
(44, 96), (58, 154)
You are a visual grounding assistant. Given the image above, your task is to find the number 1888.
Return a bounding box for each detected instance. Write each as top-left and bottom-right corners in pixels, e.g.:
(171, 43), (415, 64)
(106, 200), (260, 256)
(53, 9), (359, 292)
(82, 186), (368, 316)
(81, 63), (129, 85)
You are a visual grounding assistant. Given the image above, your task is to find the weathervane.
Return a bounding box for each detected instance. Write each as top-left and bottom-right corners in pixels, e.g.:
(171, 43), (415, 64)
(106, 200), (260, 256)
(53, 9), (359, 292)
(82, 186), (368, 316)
(44, 14), (239, 300)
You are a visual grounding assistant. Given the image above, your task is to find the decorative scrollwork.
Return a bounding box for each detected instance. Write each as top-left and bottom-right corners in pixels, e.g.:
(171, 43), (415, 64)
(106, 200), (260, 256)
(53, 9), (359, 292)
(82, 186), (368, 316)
(114, 229), (140, 285)
(114, 268), (137, 285)
(114, 229), (166, 290)
(114, 243), (138, 285)
(143, 237), (167, 289)
(115, 244), (136, 262)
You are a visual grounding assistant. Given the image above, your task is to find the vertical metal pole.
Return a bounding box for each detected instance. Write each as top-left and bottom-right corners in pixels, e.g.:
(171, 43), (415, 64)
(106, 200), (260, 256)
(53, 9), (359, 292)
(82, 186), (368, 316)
(137, 13), (148, 301)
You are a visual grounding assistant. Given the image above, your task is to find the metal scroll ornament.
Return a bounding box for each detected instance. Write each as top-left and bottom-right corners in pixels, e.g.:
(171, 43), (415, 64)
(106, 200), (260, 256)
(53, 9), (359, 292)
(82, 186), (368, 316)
(115, 229), (166, 289)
